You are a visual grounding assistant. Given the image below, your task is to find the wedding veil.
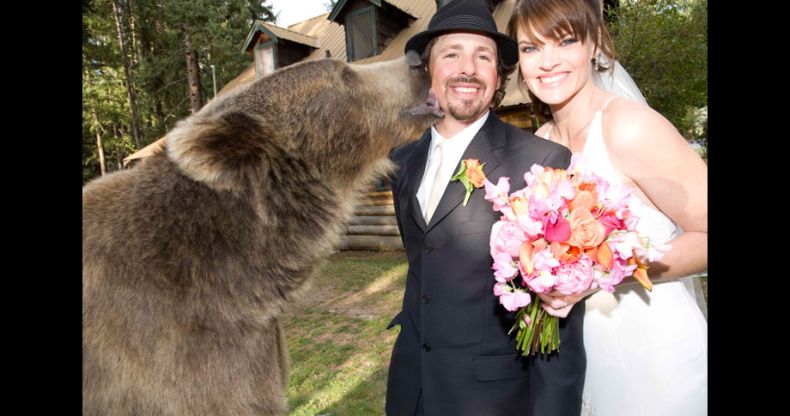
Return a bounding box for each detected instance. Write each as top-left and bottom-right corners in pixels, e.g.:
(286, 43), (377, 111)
(592, 60), (648, 105)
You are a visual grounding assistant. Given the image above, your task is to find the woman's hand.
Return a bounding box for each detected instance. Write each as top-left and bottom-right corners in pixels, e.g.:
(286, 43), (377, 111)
(538, 288), (597, 318)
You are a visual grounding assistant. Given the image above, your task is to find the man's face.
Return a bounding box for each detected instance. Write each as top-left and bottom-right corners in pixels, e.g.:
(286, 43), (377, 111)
(428, 32), (500, 123)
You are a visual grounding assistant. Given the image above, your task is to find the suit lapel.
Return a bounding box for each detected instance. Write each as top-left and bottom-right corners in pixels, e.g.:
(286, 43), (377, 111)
(403, 132), (431, 232)
(426, 113), (508, 232)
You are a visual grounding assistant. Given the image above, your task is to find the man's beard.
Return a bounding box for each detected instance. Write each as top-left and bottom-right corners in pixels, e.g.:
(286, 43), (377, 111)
(444, 76), (488, 121)
(447, 99), (485, 121)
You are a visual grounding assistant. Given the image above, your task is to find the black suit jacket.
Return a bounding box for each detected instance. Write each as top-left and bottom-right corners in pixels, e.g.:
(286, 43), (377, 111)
(385, 113), (585, 416)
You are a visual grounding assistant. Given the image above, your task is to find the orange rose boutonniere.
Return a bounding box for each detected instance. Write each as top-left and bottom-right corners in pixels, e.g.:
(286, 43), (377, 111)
(451, 159), (487, 206)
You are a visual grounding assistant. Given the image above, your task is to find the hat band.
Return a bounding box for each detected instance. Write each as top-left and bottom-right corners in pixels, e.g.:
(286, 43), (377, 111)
(431, 15), (497, 34)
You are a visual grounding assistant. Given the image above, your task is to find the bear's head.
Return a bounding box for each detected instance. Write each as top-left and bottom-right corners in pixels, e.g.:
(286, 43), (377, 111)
(166, 51), (442, 193)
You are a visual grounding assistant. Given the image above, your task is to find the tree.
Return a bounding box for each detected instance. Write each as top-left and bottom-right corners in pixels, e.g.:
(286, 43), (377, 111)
(82, 0), (276, 183)
(608, 0), (707, 145)
(112, 0), (143, 148)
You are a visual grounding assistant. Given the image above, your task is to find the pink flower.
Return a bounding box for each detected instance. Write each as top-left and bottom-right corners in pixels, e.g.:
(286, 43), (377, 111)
(484, 177), (511, 212)
(596, 211), (624, 236)
(525, 270), (557, 294)
(498, 287), (532, 312)
(544, 214), (571, 243)
(490, 220), (527, 258)
(595, 260), (638, 292)
(601, 183), (633, 211)
(554, 257), (595, 295)
(532, 246), (560, 272)
(492, 251), (518, 282)
(608, 231), (643, 260)
(493, 282), (508, 297)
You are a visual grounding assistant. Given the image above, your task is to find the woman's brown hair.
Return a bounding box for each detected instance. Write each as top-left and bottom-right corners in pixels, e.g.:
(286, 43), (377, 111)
(506, 0), (617, 125)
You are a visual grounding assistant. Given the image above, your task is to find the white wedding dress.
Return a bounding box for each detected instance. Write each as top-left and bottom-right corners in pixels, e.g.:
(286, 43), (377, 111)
(546, 97), (708, 416)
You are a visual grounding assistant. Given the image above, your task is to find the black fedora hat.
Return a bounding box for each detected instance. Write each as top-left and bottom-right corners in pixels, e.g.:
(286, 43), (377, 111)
(405, 0), (518, 67)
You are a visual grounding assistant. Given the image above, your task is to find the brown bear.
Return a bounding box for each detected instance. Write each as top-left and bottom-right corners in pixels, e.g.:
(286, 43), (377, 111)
(82, 51), (441, 415)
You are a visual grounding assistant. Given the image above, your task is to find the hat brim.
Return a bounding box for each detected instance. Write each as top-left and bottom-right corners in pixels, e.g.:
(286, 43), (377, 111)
(405, 28), (518, 67)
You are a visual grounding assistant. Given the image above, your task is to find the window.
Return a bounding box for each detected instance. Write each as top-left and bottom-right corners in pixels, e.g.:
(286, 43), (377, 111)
(255, 42), (275, 78)
(346, 7), (376, 61)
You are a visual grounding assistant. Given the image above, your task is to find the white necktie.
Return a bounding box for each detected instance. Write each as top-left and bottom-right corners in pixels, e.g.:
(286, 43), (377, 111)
(425, 141), (448, 222)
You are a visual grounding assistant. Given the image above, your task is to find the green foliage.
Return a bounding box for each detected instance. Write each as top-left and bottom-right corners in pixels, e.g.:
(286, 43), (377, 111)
(608, 0), (707, 143)
(82, 64), (135, 181)
(82, 0), (276, 183)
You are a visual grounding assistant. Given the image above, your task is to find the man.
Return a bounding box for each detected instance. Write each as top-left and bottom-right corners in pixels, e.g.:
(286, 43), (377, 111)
(385, 1), (585, 415)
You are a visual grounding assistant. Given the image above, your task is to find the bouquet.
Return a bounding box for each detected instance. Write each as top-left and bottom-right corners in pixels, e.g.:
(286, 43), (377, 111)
(484, 154), (667, 355)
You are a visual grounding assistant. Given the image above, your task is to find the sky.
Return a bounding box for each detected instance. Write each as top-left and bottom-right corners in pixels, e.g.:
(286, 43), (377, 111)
(267, 0), (332, 27)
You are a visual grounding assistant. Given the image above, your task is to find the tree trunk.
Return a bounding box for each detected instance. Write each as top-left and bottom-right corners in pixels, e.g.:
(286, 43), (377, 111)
(183, 27), (203, 114)
(91, 108), (106, 176)
(112, 0), (142, 149)
(127, 0), (141, 67)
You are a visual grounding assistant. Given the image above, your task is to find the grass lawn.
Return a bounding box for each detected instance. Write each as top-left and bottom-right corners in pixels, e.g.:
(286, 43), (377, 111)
(282, 251), (709, 415)
(282, 251), (408, 416)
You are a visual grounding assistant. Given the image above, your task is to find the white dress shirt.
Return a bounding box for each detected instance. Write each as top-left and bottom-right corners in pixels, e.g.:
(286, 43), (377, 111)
(417, 110), (490, 219)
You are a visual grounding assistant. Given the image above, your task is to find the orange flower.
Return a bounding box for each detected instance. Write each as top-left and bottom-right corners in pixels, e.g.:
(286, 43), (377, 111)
(521, 238), (550, 274)
(595, 241), (614, 270)
(532, 237), (548, 252)
(533, 168), (568, 198)
(550, 241), (582, 263)
(510, 195), (529, 217)
(519, 241), (535, 275)
(464, 159), (486, 188)
(451, 159), (488, 206)
(568, 189), (596, 213)
(628, 257), (654, 291)
(567, 207), (606, 249)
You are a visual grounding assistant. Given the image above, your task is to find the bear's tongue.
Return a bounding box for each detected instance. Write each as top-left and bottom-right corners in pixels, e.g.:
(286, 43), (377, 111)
(407, 90), (444, 118)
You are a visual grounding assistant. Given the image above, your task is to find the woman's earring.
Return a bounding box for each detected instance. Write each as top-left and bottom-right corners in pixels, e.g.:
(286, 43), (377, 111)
(593, 52), (611, 71)
(592, 54), (602, 71)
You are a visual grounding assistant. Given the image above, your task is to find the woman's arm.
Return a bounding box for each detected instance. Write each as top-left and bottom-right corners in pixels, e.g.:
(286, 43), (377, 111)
(604, 100), (708, 281)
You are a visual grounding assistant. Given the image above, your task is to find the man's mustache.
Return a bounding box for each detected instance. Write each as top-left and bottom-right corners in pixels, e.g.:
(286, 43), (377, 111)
(446, 76), (485, 88)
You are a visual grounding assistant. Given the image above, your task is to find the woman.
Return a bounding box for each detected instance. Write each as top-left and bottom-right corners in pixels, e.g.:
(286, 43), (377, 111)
(506, 0), (708, 415)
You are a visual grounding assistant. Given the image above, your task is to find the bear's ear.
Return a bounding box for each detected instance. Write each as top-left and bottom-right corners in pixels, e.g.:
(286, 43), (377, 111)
(166, 111), (271, 191)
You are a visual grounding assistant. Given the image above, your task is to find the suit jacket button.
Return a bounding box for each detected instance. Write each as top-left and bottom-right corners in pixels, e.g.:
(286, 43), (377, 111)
(424, 244), (433, 253)
(422, 343), (432, 352)
(421, 294), (432, 304)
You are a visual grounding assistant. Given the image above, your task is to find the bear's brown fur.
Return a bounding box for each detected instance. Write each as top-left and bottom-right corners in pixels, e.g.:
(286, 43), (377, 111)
(82, 53), (440, 415)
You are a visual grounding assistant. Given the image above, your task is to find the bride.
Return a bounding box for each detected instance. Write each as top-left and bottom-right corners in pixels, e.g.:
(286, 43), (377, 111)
(506, 0), (707, 415)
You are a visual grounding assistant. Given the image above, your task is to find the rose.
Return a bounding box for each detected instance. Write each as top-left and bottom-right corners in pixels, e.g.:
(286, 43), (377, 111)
(568, 189), (596, 213)
(451, 159), (487, 206)
(464, 159), (486, 187)
(567, 207), (606, 249)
